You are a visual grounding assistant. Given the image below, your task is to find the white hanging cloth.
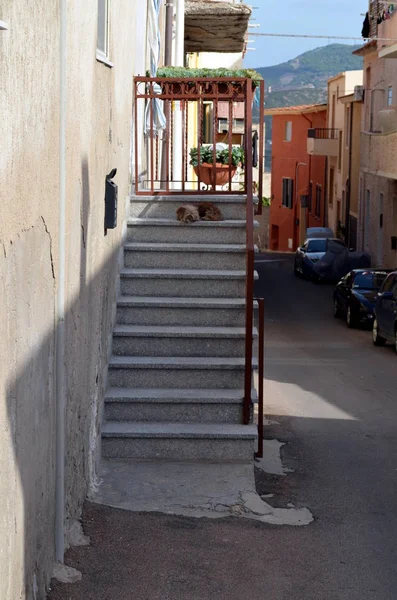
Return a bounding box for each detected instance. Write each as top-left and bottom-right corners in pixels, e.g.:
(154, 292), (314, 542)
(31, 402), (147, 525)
(145, 0), (166, 135)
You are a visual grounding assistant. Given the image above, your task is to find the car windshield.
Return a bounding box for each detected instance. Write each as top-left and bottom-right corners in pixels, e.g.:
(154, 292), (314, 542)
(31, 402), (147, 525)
(306, 240), (327, 252)
(353, 272), (388, 290)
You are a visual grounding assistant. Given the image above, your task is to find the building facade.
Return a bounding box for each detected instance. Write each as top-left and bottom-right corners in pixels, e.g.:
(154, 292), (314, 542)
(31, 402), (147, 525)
(306, 71), (363, 248)
(265, 105), (327, 252)
(323, 71), (363, 245)
(355, 9), (397, 268)
(0, 2), (155, 598)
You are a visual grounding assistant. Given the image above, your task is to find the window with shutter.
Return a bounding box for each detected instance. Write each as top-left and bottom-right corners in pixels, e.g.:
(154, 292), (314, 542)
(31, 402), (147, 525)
(315, 185), (322, 218)
(282, 178), (294, 209)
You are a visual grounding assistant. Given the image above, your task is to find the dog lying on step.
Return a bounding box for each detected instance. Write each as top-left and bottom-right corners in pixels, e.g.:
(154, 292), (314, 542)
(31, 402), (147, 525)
(176, 202), (223, 223)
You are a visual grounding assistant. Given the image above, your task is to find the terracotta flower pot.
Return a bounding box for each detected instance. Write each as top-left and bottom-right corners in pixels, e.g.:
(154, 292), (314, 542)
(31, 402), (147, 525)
(194, 163), (237, 188)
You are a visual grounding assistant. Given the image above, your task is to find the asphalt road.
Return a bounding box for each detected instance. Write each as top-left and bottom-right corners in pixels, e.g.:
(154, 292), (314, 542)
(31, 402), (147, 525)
(49, 253), (397, 600)
(254, 252), (397, 598)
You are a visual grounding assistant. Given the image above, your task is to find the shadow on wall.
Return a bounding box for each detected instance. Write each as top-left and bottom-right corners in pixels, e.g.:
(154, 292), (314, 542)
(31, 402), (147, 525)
(2, 157), (121, 600)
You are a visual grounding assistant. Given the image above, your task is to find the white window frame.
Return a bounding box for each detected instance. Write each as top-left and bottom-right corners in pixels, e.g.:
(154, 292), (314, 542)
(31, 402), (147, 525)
(96, 0), (113, 67)
(284, 121), (292, 142)
(387, 86), (393, 107)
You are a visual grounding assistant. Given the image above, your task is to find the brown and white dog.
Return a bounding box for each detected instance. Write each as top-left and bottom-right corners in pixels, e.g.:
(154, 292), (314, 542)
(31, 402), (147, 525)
(176, 202), (223, 223)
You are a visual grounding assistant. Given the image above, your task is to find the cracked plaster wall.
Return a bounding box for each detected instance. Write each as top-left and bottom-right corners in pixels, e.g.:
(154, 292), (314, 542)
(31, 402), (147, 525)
(0, 1), (149, 598)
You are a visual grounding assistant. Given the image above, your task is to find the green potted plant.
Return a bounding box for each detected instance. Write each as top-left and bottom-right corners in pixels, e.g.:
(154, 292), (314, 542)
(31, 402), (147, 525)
(189, 145), (244, 187)
(155, 67), (263, 95)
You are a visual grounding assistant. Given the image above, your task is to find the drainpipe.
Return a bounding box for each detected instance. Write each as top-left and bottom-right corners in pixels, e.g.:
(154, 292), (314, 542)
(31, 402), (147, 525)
(345, 101), (354, 247)
(165, 0), (174, 65)
(175, 0), (184, 66)
(295, 162), (307, 247)
(323, 156), (328, 227)
(302, 112), (313, 235)
(172, 0), (184, 186)
(56, 0), (67, 563)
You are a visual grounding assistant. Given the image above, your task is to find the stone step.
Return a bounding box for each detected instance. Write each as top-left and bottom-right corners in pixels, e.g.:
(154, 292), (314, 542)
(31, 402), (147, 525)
(126, 218), (258, 244)
(108, 355), (258, 389)
(123, 242), (251, 270)
(112, 325), (258, 358)
(104, 387), (258, 423)
(102, 421), (257, 461)
(120, 268), (258, 298)
(129, 194), (254, 220)
(116, 296), (251, 327)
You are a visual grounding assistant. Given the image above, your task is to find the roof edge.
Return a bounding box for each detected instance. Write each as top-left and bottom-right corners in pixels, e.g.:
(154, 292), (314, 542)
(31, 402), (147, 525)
(264, 103), (327, 117)
(353, 39), (377, 56)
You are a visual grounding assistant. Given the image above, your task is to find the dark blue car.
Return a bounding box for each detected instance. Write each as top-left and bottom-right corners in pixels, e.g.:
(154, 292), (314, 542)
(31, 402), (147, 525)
(334, 269), (392, 328)
(373, 270), (397, 352)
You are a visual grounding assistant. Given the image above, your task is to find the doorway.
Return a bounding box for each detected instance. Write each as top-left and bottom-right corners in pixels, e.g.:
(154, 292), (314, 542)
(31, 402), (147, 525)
(270, 224), (279, 251)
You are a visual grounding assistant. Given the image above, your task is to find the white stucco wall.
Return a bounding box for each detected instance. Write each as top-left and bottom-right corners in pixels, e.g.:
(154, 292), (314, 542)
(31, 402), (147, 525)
(327, 71), (363, 234)
(0, 1), (149, 598)
(357, 40), (397, 266)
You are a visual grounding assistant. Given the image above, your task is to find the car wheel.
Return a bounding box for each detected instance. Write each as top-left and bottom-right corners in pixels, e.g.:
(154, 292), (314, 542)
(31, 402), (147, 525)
(373, 319), (386, 346)
(346, 305), (356, 328)
(333, 298), (341, 319)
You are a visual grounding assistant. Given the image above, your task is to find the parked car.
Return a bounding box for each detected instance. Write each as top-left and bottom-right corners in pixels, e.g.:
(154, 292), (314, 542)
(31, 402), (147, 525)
(313, 242), (371, 284)
(306, 227), (334, 239)
(373, 270), (397, 352)
(334, 269), (392, 328)
(294, 237), (346, 279)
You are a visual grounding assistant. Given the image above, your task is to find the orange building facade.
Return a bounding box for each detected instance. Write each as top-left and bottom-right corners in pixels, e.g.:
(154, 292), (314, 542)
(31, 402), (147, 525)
(265, 104), (328, 252)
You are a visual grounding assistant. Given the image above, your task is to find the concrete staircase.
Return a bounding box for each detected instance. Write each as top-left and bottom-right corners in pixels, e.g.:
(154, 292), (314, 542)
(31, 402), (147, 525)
(102, 195), (258, 462)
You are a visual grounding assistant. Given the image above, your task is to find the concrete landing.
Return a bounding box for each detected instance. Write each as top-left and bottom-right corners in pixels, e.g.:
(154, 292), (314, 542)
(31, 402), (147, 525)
(93, 459), (313, 526)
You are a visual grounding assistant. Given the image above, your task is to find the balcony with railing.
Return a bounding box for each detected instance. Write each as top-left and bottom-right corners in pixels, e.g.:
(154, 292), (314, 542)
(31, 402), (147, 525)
(307, 128), (340, 156)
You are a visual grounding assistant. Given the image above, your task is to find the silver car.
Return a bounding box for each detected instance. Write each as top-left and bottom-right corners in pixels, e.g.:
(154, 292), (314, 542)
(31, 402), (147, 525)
(294, 237), (346, 278)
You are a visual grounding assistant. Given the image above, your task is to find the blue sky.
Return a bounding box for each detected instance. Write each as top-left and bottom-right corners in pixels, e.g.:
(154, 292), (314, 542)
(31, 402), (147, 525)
(243, 0), (366, 68)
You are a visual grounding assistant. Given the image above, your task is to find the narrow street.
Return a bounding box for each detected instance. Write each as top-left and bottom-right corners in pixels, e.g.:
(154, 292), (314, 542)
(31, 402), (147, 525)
(254, 253), (397, 598)
(50, 253), (397, 600)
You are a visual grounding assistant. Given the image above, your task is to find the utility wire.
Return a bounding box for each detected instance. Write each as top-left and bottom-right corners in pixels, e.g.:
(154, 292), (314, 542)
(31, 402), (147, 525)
(250, 32), (397, 42)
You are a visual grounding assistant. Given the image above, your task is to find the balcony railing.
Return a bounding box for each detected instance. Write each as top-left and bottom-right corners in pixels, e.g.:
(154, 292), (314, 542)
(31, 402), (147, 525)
(307, 128), (339, 156)
(133, 76), (264, 197)
(307, 128), (339, 140)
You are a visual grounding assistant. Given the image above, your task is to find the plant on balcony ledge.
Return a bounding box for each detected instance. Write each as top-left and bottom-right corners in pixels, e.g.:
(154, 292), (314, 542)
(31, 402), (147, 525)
(154, 67), (263, 90)
(189, 145), (244, 187)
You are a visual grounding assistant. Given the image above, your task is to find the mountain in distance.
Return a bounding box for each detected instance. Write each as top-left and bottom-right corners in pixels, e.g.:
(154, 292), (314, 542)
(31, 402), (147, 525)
(257, 44), (362, 92)
(253, 44), (363, 169)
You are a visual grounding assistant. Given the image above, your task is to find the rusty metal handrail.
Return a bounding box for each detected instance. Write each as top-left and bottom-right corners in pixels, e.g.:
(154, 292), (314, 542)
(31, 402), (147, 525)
(243, 82), (265, 448)
(256, 81), (265, 216)
(243, 80), (254, 425)
(133, 76), (264, 197)
(254, 297), (264, 458)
